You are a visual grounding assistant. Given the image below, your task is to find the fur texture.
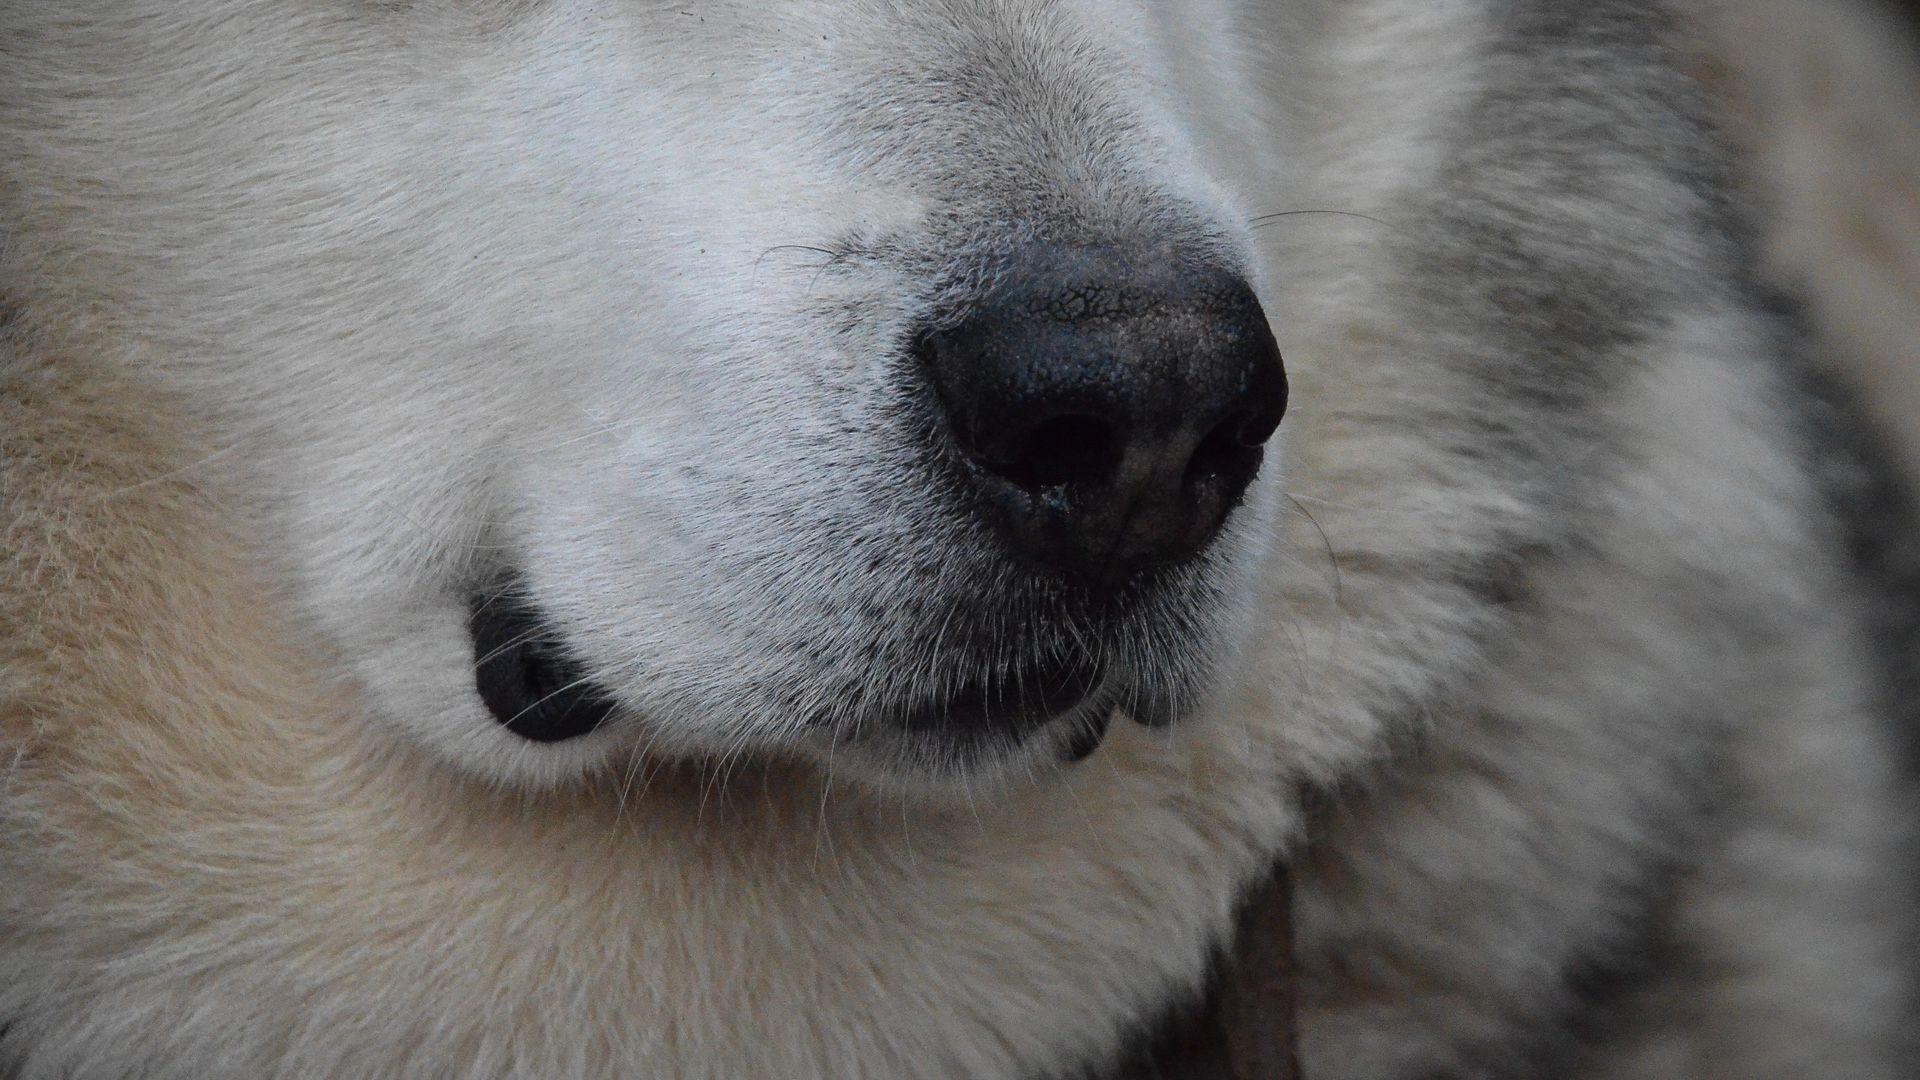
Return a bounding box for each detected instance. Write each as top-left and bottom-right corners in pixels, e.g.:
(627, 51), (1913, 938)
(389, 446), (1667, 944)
(1, 1), (1913, 1077)
(1694, 0), (1920, 478)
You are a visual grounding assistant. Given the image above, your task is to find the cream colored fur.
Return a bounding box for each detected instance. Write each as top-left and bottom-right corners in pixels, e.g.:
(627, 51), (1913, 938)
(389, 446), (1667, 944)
(0, 355), (1295, 1078)
(1, 2), (1914, 1078)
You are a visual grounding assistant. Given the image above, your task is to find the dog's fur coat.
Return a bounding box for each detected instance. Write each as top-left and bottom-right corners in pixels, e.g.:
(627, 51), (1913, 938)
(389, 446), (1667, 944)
(1, 1), (1914, 1078)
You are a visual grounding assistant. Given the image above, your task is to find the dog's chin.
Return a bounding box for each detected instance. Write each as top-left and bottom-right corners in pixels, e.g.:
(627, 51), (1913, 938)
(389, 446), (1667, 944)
(797, 692), (1133, 802)
(794, 672), (1136, 799)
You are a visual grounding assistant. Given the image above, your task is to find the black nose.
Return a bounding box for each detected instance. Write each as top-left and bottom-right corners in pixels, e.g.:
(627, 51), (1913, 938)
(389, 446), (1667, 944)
(918, 246), (1287, 584)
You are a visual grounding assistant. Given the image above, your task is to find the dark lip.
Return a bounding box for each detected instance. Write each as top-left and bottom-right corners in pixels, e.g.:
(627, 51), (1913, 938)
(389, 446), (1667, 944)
(468, 581), (1155, 765)
(879, 655), (1131, 765)
(1063, 707), (1115, 762)
(468, 588), (616, 743)
(893, 653), (1107, 741)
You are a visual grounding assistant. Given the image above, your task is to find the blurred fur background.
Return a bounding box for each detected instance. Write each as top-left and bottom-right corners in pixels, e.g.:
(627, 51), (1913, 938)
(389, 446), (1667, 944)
(1695, 0), (1920, 477)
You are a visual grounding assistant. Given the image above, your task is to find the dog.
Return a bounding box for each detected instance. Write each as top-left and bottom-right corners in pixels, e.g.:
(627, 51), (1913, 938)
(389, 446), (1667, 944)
(1, 1), (1913, 1076)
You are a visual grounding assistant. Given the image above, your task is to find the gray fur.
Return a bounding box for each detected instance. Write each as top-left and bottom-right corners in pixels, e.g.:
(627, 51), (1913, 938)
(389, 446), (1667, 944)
(0, 1), (1912, 1077)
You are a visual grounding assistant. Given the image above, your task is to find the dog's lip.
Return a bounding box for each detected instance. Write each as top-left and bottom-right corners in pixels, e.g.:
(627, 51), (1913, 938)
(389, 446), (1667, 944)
(1062, 706), (1115, 762)
(467, 581), (1150, 761)
(821, 659), (1125, 768)
(892, 653), (1108, 739)
(874, 653), (1135, 764)
(468, 588), (616, 742)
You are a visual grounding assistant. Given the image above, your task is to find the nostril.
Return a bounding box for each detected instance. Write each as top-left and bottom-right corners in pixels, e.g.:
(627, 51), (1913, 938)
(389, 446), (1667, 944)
(993, 415), (1123, 491)
(1234, 402), (1286, 448)
(1185, 413), (1264, 488)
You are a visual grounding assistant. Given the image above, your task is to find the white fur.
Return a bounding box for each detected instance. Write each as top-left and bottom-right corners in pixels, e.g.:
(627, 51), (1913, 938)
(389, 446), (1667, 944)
(0, 2), (1911, 1077)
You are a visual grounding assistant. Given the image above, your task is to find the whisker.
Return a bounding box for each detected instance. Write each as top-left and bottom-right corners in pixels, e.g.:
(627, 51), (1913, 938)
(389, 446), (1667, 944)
(1248, 208), (1401, 232)
(1285, 490), (1445, 517)
(470, 625), (552, 671)
(813, 735), (839, 869)
(93, 437), (255, 501)
(499, 670), (604, 731)
(1284, 492), (1345, 610)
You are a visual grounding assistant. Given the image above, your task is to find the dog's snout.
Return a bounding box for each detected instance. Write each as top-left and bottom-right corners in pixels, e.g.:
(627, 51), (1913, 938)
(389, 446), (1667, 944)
(918, 246), (1286, 584)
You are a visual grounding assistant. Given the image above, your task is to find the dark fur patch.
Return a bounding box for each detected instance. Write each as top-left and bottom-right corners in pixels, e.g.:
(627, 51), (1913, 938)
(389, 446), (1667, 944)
(1789, 341), (1920, 769)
